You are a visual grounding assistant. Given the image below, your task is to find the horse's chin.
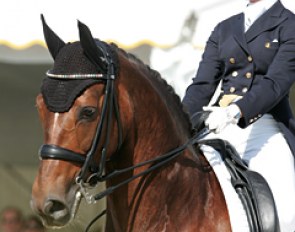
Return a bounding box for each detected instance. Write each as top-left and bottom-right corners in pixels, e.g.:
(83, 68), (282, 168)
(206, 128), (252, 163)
(41, 191), (82, 228)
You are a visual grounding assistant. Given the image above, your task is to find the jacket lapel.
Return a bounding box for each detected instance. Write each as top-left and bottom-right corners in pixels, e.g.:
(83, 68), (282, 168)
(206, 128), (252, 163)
(232, 13), (249, 54)
(245, 1), (287, 43)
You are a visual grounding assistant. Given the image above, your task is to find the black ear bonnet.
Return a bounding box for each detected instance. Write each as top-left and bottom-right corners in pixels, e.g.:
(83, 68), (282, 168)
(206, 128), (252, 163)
(40, 16), (119, 112)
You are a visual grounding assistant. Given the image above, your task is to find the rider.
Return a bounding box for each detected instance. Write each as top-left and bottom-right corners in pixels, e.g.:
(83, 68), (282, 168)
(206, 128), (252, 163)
(182, 0), (295, 231)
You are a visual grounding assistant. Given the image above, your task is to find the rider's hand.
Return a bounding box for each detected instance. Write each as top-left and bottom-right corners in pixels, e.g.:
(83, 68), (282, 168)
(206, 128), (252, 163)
(203, 104), (242, 133)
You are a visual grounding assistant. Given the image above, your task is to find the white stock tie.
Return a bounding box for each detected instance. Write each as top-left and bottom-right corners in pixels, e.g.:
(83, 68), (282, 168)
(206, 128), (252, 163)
(245, 16), (252, 32)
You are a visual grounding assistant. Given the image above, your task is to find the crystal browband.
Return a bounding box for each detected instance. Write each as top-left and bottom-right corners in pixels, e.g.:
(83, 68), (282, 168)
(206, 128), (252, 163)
(46, 70), (105, 79)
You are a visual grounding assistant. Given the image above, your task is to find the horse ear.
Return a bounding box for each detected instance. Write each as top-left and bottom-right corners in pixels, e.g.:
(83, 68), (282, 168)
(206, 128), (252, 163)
(41, 14), (65, 60)
(77, 20), (107, 72)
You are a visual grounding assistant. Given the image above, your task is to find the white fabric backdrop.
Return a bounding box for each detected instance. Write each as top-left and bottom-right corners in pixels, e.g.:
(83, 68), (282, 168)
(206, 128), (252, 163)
(1, 0), (294, 48)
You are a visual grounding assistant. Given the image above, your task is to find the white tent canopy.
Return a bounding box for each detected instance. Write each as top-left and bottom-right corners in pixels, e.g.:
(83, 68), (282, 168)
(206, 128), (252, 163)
(1, 0), (294, 49)
(0, 0), (233, 48)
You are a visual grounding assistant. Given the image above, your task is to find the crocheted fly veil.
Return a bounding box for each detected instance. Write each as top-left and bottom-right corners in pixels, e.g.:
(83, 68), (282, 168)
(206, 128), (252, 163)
(40, 15), (117, 112)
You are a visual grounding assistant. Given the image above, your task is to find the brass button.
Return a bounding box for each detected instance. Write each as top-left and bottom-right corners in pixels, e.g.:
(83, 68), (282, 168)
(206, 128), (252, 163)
(229, 58), (235, 64)
(230, 87), (236, 93)
(245, 72), (252, 79)
(265, 42), (271, 48)
(242, 87), (248, 93)
(232, 71), (238, 77)
(248, 56), (253, 62)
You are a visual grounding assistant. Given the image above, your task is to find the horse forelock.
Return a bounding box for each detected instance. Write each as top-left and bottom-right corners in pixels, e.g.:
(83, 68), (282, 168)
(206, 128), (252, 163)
(112, 44), (192, 135)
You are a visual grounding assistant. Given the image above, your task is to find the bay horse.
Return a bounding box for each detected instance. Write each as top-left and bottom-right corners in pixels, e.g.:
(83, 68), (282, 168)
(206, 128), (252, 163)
(31, 16), (232, 231)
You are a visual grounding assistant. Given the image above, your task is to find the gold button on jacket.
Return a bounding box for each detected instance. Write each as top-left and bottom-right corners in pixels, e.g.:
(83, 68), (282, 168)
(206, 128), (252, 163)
(229, 87), (236, 93)
(246, 72), (252, 79)
(230, 58), (235, 64)
(232, 71), (238, 77)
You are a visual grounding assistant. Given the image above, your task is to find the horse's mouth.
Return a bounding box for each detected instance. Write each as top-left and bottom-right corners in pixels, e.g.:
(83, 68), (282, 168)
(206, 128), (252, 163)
(41, 191), (82, 228)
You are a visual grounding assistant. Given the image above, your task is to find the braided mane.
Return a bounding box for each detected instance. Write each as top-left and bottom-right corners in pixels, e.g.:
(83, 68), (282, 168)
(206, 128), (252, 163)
(109, 43), (192, 134)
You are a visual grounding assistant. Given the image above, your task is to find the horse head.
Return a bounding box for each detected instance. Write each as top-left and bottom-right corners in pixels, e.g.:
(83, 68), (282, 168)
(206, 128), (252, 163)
(31, 16), (127, 228)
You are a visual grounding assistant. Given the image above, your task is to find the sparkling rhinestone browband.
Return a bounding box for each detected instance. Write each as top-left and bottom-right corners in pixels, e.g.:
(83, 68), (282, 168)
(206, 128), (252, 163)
(46, 71), (105, 79)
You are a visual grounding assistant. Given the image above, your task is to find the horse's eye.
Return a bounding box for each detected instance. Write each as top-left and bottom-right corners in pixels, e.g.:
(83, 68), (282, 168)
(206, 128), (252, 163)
(79, 107), (97, 121)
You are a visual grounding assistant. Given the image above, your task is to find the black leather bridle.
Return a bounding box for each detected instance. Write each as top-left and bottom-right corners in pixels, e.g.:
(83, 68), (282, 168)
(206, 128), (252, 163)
(39, 41), (123, 201)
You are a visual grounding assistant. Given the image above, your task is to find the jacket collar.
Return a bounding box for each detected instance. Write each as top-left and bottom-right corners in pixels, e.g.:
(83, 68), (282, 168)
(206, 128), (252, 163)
(232, 13), (248, 54)
(232, 1), (286, 53)
(245, 1), (286, 42)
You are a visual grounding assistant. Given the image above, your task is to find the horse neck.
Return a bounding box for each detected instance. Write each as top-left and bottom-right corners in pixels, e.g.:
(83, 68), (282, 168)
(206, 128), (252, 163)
(104, 61), (221, 231)
(127, 69), (189, 162)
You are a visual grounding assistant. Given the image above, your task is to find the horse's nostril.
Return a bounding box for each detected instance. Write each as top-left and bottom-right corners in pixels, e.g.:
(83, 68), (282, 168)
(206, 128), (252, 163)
(44, 199), (69, 221)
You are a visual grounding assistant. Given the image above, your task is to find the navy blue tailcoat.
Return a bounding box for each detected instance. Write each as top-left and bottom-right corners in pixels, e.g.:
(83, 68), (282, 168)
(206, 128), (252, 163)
(183, 1), (295, 154)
